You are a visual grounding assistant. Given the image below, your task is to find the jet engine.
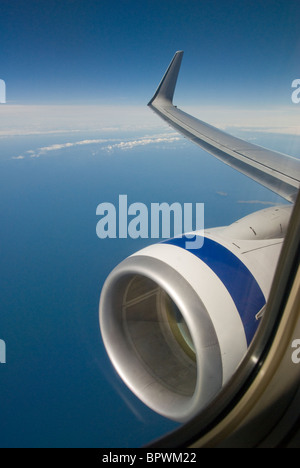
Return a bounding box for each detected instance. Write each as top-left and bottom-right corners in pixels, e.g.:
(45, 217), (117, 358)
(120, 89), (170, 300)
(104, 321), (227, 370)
(99, 205), (291, 422)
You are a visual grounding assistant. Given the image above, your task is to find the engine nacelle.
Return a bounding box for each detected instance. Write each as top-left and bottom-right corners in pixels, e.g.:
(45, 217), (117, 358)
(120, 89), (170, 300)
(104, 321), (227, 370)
(99, 205), (291, 422)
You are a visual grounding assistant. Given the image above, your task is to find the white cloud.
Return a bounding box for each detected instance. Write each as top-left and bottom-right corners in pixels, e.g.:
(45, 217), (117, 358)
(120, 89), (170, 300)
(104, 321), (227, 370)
(102, 133), (182, 152)
(12, 133), (183, 160)
(29, 139), (112, 158)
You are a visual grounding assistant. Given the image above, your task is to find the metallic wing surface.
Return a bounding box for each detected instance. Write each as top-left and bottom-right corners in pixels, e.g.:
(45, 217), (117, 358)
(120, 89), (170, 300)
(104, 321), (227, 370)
(148, 51), (300, 203)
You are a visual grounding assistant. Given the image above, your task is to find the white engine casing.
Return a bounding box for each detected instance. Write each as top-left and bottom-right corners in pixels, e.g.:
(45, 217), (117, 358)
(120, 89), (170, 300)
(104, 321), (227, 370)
(99, 205), (291, 421)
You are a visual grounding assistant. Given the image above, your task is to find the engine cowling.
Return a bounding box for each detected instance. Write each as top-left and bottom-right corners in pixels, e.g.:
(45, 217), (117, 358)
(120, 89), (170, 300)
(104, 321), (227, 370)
(99, 205), (291, 422)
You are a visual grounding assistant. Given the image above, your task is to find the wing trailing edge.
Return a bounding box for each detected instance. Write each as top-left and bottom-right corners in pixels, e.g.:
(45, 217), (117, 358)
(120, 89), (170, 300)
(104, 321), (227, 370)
(148, 52), (300, 203)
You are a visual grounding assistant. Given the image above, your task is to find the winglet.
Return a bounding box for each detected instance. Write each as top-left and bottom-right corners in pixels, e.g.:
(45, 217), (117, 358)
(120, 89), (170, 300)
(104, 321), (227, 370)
(148, 51), (184, 107)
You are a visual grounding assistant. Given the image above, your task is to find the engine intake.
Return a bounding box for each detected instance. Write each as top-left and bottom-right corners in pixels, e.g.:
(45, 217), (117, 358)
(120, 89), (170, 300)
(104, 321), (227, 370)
(100, 254), (224, 422)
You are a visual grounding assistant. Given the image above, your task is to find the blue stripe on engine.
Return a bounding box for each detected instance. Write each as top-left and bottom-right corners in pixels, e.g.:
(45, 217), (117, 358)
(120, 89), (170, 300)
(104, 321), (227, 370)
(163, 235), (266, 345)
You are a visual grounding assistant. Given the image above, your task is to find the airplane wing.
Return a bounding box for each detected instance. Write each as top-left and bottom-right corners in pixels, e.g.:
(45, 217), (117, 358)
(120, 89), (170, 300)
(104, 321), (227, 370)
(148, 51), (300, 203)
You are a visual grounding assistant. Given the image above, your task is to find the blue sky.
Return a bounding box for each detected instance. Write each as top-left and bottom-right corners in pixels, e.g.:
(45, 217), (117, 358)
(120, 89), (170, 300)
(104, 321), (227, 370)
(1, 0), (299, 106)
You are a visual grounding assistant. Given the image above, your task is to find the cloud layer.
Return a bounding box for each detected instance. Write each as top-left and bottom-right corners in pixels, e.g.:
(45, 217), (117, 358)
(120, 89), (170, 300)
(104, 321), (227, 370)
(2, 105), (299, 140)
(102, 134), (181, 152)
(12, 133), (183, 160)
(0, 105), (162, 138)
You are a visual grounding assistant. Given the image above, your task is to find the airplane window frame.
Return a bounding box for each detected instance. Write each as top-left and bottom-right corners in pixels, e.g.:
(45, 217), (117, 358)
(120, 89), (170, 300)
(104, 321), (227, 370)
(147, 189), (300, 449)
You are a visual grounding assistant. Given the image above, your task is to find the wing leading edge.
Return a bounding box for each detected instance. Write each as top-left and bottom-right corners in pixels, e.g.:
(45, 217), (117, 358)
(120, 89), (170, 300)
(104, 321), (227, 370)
(148, 51), (300, 203)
